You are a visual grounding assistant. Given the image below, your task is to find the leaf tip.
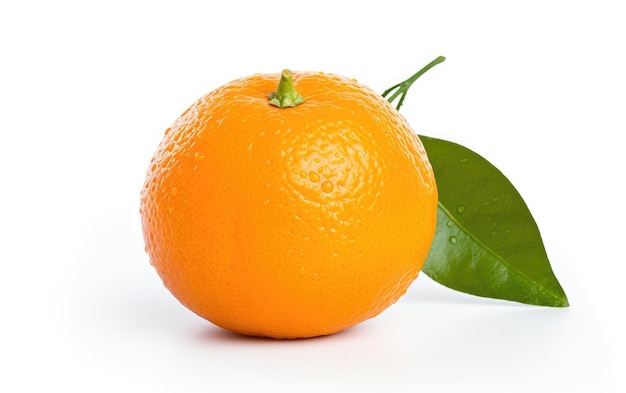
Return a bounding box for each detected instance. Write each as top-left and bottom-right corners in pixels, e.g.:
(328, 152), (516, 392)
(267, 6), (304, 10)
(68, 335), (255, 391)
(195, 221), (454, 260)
(556, 296), (570, 308)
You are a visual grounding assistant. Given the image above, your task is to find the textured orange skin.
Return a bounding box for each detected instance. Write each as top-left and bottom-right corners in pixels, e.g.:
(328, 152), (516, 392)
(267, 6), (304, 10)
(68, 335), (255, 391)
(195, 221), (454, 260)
(140, 72), (438, 339)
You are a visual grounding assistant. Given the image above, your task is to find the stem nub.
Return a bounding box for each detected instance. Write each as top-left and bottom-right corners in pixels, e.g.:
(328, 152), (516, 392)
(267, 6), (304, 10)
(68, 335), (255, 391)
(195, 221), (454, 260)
(268, 69), (305, 108)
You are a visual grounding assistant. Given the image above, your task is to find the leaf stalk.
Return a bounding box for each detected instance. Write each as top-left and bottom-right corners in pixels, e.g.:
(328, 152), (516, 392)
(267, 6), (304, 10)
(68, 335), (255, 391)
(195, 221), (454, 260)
(382, 56), (446, 110)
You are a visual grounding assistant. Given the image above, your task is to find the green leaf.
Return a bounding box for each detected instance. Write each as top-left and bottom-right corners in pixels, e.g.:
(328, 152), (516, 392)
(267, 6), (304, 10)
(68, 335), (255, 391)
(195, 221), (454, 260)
(383, 57), (568, 307)
(418, 135), (569, 307)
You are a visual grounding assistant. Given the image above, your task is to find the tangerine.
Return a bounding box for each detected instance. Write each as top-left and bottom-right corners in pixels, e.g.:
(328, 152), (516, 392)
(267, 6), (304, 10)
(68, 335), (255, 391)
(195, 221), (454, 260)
(140, 69), (438, 339)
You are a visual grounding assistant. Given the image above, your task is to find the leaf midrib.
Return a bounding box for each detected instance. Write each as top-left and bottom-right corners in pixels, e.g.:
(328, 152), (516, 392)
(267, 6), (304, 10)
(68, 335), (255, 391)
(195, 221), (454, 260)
(437, 201), (565, 304)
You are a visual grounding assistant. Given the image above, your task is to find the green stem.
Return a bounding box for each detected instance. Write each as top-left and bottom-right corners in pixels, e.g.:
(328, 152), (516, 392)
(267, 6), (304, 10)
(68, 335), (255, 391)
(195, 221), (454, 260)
(268, 69), (305, 108)
(383, 56), (446, 110)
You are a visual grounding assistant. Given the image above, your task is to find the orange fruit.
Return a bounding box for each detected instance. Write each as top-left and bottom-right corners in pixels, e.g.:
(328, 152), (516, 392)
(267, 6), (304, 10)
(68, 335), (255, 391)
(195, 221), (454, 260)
(140, 69), (438, 339)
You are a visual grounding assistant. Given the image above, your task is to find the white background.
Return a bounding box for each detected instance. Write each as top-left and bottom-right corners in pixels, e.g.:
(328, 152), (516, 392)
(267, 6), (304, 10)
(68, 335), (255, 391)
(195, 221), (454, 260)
(1, 1), (624, 392)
